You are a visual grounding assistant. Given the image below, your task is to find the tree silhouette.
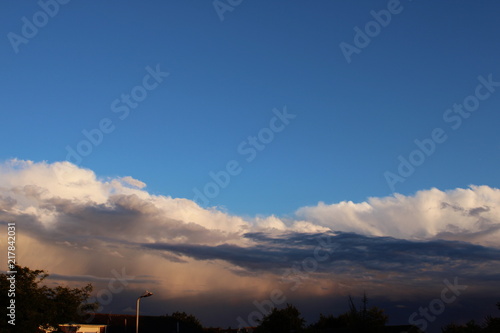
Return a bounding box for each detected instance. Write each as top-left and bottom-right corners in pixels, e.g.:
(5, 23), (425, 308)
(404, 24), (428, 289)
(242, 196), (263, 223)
(0, 265), (97, 332)
(337, 294), (388, 333)
(308, 313), (347, 332)
(255, 303), (305, 333)
(441, 320), (482, 333)
(482, 302), (500, 332)
(167, 311), (204, 333)
(441, 302), (500, 333)
(308, 294), (388, 333)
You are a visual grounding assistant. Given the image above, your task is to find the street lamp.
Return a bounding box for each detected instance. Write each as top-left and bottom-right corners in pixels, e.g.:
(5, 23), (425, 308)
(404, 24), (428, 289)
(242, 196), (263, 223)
(136, 290), (153, 333)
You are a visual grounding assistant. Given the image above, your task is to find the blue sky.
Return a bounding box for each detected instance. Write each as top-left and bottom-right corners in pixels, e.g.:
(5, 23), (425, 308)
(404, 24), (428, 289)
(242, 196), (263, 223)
(2, 1), (500, 330)
(2, 0), (500, 216)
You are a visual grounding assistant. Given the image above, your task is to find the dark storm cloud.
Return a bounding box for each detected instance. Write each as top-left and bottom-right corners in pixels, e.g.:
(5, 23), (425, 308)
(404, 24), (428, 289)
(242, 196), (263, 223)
(142, 232), (500, 275)
(143, 242), (292, 271)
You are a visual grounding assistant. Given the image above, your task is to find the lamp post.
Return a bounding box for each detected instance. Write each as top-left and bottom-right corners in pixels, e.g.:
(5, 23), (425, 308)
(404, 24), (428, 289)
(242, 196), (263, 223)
(136, 291), (153, 333)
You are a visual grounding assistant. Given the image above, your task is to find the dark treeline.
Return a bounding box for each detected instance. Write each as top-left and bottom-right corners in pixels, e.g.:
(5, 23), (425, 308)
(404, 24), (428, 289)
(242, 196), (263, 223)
(246, 300), (500, 333)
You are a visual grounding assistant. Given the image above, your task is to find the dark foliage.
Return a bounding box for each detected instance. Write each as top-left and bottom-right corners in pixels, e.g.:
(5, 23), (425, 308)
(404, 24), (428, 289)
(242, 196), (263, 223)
(254, 303), (305, 333)
(308, 294), (388, 333)
(441, 302), (500, 333)
(0, 265), (97, 333)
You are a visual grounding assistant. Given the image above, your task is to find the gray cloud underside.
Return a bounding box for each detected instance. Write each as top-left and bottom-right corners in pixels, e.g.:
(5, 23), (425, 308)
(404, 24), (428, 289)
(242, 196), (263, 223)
(0, 192), (238, 246)
(142, 232), (500, 277)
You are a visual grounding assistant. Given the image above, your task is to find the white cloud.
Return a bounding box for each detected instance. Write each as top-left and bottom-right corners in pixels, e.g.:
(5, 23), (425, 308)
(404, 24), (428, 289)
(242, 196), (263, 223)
(120, 176), (147, 189)
(1, 159), (499, 252)
(296, 186), (500, 247)
(1, 159), (499, 322)
(0, 159), (250, 241)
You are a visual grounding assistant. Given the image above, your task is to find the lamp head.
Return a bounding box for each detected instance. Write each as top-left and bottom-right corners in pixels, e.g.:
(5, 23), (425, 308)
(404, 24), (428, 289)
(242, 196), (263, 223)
(141, 290), (153, 298)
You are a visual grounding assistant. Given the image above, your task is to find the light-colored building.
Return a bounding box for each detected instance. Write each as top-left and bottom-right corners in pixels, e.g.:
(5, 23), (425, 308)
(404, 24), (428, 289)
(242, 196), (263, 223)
(58, 324), (107, 333)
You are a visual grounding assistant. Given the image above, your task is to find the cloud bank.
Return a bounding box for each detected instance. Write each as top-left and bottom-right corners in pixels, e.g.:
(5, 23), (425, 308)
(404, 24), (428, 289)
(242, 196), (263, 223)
(0, 159), (499, 327)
